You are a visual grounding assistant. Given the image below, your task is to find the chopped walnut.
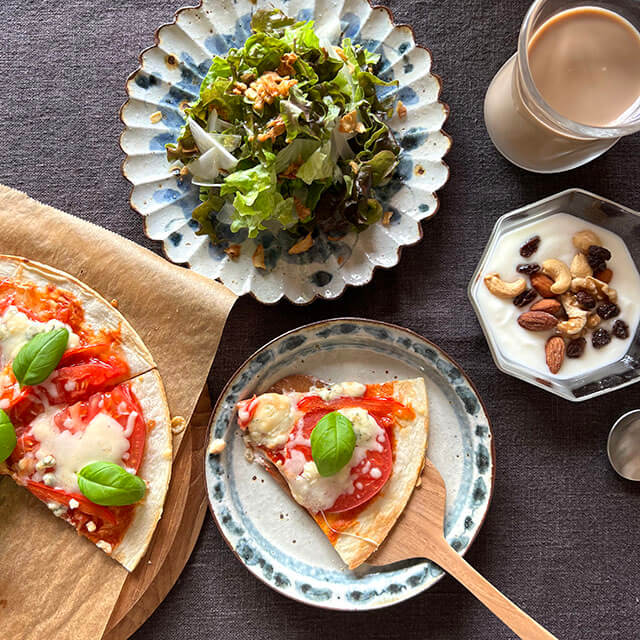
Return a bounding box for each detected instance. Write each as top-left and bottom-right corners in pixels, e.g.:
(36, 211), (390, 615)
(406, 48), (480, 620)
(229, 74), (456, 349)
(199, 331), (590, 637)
(339, 110), (365, 134)
(382, 211), (393, 225)
(334, 46), (347, 62)
(224, 244), (241, 259)
(256, 116), (286, 142)
(288, 232), (314, 255)
(397, 100), (407, 119)
(240, 70), (256, 84)
(277, 52), (298, 76)
(253, 244), (266, 269)
(232, 81), (248, 95)
(294, 197), (311, 220)
(279, 157), (302, 179)
(245, 71), (298, 112)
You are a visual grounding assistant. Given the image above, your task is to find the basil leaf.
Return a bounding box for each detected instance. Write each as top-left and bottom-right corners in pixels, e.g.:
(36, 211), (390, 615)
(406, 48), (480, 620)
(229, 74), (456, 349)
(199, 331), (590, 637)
(12, 328), (69, 386)
(310, 411), (356, 477)
(0, 409), (17, 463)
(77, 461), (146, 506)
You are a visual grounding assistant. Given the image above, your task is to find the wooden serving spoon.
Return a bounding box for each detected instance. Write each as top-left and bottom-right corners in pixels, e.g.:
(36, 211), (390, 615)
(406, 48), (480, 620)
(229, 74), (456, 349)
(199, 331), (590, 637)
(368, 459), (557, 639)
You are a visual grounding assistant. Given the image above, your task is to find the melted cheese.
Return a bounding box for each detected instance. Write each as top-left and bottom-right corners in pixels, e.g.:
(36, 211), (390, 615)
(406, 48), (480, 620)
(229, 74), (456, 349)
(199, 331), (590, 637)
(282, 407), (385, 513)
(245, 393), (295, 449)
(288, 460), (354, 513)
(0, 305), (80, 364)
(30, 407), (131, 492)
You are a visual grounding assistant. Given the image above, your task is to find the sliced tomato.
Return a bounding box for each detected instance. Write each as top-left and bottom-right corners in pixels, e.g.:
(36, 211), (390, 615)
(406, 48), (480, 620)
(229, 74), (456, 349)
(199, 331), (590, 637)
(283, 397), (395, 514)
(54, 356), (130, 402)
(58, 343), (113, 366)
(26, 480), (118, 526)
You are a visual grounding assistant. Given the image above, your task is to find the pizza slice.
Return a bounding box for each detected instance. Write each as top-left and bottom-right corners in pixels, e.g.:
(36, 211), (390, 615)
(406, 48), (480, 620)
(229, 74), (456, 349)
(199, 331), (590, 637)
(0, 255), (155, 417)
(0, 256), (172, 571)
(4, 370), (171, 571)
(234, 379), (428, 569)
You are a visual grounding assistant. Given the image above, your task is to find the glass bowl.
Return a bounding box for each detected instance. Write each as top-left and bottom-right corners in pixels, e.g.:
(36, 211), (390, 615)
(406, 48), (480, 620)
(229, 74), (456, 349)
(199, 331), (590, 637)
(468, 188), (640, 402)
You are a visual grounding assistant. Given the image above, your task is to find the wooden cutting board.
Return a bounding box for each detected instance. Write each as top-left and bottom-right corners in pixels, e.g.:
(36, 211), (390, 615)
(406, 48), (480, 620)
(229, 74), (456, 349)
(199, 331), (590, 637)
(102, 389), (211, 640)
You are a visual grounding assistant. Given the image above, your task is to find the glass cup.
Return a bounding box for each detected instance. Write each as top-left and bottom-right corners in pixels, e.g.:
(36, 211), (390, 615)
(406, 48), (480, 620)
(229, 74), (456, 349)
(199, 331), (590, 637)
(484, 0), (640, 173)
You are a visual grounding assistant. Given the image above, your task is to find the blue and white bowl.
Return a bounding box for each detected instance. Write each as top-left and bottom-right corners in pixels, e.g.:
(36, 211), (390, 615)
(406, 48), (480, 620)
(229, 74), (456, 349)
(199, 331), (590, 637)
(120, 0), (451, 304)
(205, 319), (495, 610)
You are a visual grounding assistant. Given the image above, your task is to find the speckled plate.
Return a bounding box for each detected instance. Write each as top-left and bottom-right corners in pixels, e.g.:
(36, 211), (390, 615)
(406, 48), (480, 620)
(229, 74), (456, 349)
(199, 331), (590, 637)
(205, 318), (494, 610)
(120, 0), (451, 304)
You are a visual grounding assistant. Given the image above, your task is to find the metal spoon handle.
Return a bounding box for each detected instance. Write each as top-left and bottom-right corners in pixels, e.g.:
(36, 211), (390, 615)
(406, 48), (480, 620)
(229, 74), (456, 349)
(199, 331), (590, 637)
(430, 538), (557, 639)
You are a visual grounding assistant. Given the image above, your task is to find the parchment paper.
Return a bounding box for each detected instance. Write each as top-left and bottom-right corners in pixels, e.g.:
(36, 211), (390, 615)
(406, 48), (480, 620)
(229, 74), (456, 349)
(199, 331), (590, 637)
(0, 185), (237, 640)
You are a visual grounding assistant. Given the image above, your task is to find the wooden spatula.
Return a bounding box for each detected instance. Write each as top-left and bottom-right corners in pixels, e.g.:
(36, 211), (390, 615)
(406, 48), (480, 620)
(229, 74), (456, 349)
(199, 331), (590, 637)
(368, 459), (557, 639)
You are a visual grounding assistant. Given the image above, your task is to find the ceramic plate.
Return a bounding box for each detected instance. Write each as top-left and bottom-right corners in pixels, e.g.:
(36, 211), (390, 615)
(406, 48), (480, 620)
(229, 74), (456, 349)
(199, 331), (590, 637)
(205, 319), (494, 610)
(120, 0), (451, 304)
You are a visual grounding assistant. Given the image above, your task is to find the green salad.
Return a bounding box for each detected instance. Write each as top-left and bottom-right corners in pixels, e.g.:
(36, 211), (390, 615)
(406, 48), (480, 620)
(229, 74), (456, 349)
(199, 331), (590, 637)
(166, 8), (400, 258)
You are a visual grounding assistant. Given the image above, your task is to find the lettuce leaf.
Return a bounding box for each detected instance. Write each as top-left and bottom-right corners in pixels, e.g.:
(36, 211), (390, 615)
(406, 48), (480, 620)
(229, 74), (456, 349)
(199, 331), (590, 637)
(220, 154), (297, 236)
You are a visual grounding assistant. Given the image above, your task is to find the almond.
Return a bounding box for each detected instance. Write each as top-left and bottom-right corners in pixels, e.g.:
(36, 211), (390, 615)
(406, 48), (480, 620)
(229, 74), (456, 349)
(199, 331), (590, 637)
(545, 336), (565, 374)
(594, 268), (613, 283)
(517, 311), (559, 331)
(530, 298), (563, 317)
(530, 273), (555, 298)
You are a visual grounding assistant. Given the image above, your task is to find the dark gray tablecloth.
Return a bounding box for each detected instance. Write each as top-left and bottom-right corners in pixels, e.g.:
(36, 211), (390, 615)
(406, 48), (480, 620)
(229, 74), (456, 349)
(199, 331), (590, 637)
(2, 1), (639, 638)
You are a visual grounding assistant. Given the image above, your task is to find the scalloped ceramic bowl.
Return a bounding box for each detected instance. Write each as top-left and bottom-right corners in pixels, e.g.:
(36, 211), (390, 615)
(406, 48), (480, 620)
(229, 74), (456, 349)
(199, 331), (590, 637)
(120, 0), (450, 304)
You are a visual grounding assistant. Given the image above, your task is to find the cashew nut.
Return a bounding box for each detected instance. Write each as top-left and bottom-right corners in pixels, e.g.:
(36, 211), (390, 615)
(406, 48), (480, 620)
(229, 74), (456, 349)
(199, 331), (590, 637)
(570, 253), (592, 278)
(484, 273), (526, 299)
(542, 259), (572, 294)
(571, 276), (617, 302)
(557, 316), (586, 337)
(573, 229), (601, 253)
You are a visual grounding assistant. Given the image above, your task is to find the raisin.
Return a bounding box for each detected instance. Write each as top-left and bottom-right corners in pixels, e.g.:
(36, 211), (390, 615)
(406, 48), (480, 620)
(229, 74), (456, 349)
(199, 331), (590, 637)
(587, 245), (611, 272)
(513, 288), (538, 307)
(516, 263), (541, 275)
(575, 291), (596, 310)
(520, 236), (541, 258)
(596, 302), (620, 320)
(592, 328), (611, 348)
(566, 337), (586, 358)
(612, 319), (629, 339)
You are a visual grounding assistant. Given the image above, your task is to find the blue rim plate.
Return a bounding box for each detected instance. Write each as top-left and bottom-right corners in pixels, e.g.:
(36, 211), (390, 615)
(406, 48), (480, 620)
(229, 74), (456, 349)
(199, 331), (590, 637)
(120, 0), (451, 304)
(205, 318), (495, 610)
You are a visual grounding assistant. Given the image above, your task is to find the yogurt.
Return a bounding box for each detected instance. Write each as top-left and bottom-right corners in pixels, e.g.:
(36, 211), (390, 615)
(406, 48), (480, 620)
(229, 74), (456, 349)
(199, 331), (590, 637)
(475, 213), (640, 379)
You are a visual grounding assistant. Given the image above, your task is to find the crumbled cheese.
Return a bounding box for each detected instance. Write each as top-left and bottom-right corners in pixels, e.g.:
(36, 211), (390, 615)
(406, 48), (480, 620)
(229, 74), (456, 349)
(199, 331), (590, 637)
(86, 521), (96, 532)
(31, 407), (131, 492)
(68, 498), (79, 509)
(245, 394), (295, 449)
(310, 382), (366, 402)
(0, 305), (80, 363)
(96, 540), (113, 554)
(208, 438), (226, 455)
(35, 455), (56, 471)
(47, 501), (67, 517)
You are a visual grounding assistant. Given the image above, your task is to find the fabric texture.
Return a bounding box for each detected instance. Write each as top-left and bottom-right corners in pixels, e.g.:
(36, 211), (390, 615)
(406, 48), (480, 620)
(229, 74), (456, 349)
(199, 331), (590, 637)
(1, 1), (639, 638)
